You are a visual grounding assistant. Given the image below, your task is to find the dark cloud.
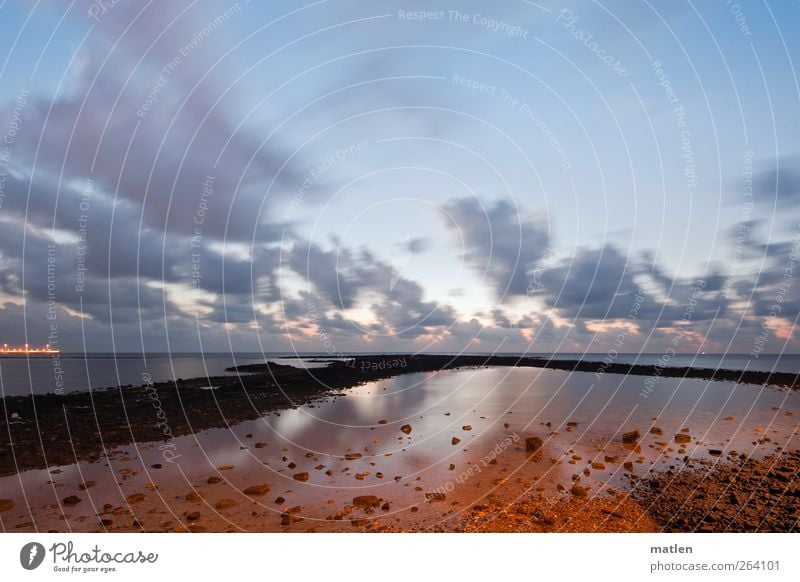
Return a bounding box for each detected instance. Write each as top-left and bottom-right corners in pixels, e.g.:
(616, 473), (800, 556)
(442, 197), (550, 298)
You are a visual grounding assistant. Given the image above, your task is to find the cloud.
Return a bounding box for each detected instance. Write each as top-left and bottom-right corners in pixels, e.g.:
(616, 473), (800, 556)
(442, 197), (550, 298)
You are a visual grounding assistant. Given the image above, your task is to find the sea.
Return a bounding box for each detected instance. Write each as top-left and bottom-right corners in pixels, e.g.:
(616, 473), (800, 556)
(0, 352), (797, 397)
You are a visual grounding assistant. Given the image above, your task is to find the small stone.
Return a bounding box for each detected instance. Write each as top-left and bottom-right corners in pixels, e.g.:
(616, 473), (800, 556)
(185, 512), (201, 521)
(425, 492), (446, 502)
(274, 496), (285, 505)
(378, 420), (388, 424)
(400, 424), (412, 434)
(462, 425), (472, 431)
(623, 462), (634, 472)
(709, 449), (723, 456)
(150, 463), (162, 469)
(207, 476), (222, 484)
(449, 464), (456, 471)
(62, 495), (82, 506)
(255, 442), (268, 448)
(243, 484), (270, 496)
(185, 491), (204, 502)
(675, 434), (692, 444)
(79, 480), (97, 491)
(591, 463), (606, 470)
(293, 473), (309, 482)
(622, 430), (640, 444)
(571, 485), (588, 497)
(649, 427), (663, 435)
(381, 503), (390, 511)
(0, 499), (14, 512)
(451, 437), (461, 445)
(214, 499), (238, 510)
(352, 495), (381, 508)
(525, 437), (544, 452)
(344, 453), (362, 460)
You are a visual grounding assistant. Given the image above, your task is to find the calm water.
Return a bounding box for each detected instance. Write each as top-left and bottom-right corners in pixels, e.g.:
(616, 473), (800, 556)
(0, 353), (329, 397)
(1, 365), (797, 532)
(0, 352), (797, 397)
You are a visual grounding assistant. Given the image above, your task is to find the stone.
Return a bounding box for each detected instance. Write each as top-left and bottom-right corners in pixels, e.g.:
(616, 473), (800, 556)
(126, 493), (146, 504)
(344, 453), (362, 460)
(451, 437), (461, 445)
(449, 464), (456, 471)
(185, 512), (200, 521)
(571, 485), (588, 497)
(675, 434), (692, 444)
(649, 427), (663, 435)
(623, 462), (634, 472)
(525, 437), (544, 453)
(709, 449), (723, 456)
(0, 499), (14, 512)
(214, 499), (238, 510)
(243, 484), (270, 496)
(622, 430), (640, 444)
(293, 472), (309, 482)
(185, 491), (204, 502)
(274, 497), (285, 505)
(255, 442), (268, 448)
(400, 424), (412, 434)
(425, 492), (446, 502)
(207, 476), (222, 484)
(150, 463), (162, 469)
(62, 495), (82, 506)
(591, 463), (606, 470)
(352, 495), (381, 508)
(462, 425), (472, 431)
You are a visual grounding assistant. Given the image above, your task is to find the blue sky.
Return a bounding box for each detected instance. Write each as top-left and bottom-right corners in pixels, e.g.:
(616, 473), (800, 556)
(0, 0), (798, 354)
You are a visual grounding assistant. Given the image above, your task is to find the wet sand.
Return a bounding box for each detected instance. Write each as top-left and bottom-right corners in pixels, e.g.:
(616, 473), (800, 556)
(0, 356), (798, 533)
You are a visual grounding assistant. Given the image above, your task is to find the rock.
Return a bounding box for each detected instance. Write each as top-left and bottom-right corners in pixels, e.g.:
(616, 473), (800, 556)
(243, 484), (270, 496)
(400, 424), (412, 434)
(425, 492), (446, 502)
(344, 453), (362, 460)
(566, 421), (579, 427)
(709, 449), (723, 456)
(79, 480), (96, 491)
(623, 462), (634, 472)
(207, 476), (221, 484)
(462, 425), (472, 431)
(378, 420), (388, 424)
(125, 493), (146, 504)
(525, 437), (544, 452)
(151, 463), (162, 469)
(99, 518), (113, 527)
(649, 427), (663, 435)
(293, 472), (309, 482)
(451, 437), (461, 445)
(723, 416), (735, 421)
(274, 496), (285, 504)
(185, 512), (201, 521)
(214, 499), (238, 510)
(449, 464), (456, 471)
(675, 434), (692, 444)
(254, 442), (268, 448)
(381, 503), (390, 511)
(504, 423), (510, 428)
(604, 456), (617, 463)
(0, 499), (14, 512)
(571, 485), (588, 497)
(185, 491), (204, 502)
(591, 463), (606, 470)
(62, 495), (82, 506)
(352, 495), (381, 508)
(622, 430), (640, 444)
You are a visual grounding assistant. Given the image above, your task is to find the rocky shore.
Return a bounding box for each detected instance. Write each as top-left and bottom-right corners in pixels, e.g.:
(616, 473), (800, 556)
(1, 354), (797, 478)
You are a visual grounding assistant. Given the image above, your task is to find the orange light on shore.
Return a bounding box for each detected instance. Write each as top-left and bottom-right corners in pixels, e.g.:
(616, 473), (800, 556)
(0, 343), (60, 354)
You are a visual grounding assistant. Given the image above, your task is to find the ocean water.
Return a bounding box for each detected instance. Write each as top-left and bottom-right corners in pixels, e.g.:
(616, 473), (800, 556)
(0, 352), (327, 397)
(0, 352), (796, 397)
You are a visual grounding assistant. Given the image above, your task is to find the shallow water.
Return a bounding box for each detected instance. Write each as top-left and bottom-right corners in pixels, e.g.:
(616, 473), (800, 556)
(1, 366), (797, 532)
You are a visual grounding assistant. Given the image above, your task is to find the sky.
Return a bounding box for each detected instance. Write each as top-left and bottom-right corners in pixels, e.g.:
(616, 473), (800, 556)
(0, 0), (798, 355)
